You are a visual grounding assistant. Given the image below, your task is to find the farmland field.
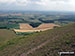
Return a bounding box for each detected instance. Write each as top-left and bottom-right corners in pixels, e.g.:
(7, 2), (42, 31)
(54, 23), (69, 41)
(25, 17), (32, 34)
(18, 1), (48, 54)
(14, 23), (60, 33)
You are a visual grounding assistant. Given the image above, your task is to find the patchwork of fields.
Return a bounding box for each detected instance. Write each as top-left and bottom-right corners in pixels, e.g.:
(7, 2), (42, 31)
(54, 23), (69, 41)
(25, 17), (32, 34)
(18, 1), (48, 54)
(0, 12), (75, 27)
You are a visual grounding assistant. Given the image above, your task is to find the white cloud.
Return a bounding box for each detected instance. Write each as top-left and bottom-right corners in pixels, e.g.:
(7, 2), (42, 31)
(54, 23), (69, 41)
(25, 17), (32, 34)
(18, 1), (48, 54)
(16, 0), (30, 5)
(34, 0), (74, 6)
(0, 0), (75, 6)
(69, 0), (75, 6)
(0, 0), (15, 3)
(0, 0), (75, 11)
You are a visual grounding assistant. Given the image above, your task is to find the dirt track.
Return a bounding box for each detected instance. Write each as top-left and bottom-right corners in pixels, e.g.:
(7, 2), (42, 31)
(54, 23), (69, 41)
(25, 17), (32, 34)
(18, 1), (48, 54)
(20, 40), (50, 56)
(20, 35), (59, 56)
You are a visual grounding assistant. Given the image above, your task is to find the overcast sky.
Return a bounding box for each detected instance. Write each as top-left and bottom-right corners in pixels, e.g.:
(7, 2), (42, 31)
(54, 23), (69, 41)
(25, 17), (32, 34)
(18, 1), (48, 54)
(0, 0), (75, 11)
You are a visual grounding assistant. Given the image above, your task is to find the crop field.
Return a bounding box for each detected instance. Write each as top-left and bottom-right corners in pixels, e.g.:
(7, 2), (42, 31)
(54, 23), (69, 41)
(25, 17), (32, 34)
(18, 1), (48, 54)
(20, 24), (33, 30)
(35, 23), (60, 29)
(14, 29), (41, 32)
(0, 24), (20, 29)
(14, 23), (60, 33)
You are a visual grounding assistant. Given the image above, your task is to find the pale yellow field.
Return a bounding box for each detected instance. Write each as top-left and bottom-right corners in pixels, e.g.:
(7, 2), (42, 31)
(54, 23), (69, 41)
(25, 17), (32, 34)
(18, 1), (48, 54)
(14, 28), (53, 33)
(14, 23), (60, 33)
(19, 24), (33, 30)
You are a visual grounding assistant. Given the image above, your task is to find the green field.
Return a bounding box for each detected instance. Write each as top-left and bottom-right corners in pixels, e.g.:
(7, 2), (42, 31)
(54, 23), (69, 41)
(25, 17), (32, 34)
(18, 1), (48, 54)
(0, 23), (75, 56)
(0, 24), (20, 29)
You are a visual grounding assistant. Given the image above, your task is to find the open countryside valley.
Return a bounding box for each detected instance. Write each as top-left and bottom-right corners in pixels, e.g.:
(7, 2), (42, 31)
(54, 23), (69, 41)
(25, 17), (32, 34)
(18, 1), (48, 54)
(0, 11), (75, 56)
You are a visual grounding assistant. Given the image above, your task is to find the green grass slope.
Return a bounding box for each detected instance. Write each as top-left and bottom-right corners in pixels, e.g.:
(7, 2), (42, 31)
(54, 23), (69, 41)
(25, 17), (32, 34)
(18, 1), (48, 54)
(0, 29), (16, 45)
(0, 23), (75, 56)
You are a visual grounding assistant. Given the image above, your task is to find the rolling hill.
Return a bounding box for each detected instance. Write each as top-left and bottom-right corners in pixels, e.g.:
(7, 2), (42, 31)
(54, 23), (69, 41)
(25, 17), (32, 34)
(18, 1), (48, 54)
(0, 23), (75, 56)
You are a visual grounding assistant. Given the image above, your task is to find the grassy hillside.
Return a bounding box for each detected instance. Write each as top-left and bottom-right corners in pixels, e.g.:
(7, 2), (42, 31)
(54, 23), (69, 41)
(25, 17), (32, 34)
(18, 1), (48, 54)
(0, 23), (75, 56)
(0, 29), (17, 45)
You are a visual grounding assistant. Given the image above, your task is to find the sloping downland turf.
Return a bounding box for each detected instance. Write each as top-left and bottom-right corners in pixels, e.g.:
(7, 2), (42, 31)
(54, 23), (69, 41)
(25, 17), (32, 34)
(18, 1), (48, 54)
(0, 29), (17, 45)
(0, 23), (75, 56)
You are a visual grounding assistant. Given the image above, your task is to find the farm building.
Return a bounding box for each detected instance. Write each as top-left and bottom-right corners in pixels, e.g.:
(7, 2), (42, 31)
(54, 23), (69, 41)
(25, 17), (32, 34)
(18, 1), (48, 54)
(14, 23), (60, 33)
